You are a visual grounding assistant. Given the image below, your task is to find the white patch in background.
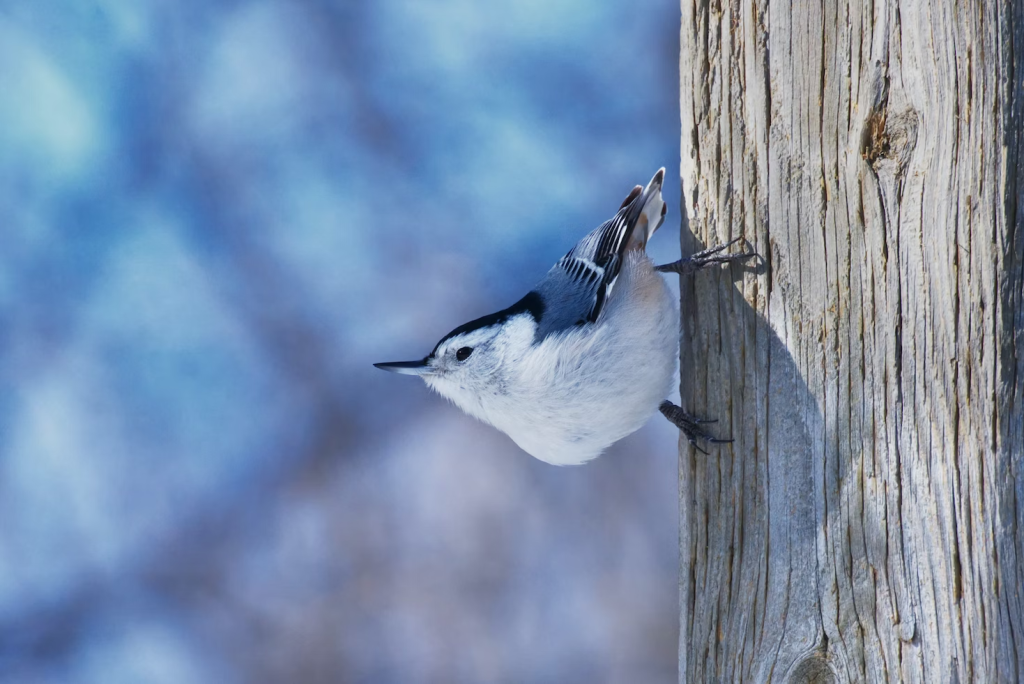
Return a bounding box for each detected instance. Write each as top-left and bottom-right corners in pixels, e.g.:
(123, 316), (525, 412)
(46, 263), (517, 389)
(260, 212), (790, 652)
(0, 20), (103, 184)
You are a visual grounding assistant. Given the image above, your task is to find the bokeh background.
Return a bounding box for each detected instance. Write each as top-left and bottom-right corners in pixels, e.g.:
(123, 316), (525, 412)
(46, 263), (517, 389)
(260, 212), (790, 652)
(0, 1), (684, 682)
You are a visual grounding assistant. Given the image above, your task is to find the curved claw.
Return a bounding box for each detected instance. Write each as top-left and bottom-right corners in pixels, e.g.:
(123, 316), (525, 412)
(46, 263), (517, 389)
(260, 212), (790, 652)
(658, 401), (732, 455)
(655, 237), (760, 274)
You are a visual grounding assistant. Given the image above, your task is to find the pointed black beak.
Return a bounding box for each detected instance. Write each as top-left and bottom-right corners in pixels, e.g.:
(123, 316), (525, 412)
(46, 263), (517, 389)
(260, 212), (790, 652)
(373, 358), (433, 376)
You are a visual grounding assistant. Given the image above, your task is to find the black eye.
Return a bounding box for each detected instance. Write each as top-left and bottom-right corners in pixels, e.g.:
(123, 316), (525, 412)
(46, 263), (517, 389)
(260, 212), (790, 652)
(456, 347), (473, 361)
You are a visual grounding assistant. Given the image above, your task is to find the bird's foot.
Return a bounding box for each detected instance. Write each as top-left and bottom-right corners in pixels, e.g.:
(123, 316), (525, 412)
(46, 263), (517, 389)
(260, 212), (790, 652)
(658, 401), (731, 455)
(655, 237), (759, 274)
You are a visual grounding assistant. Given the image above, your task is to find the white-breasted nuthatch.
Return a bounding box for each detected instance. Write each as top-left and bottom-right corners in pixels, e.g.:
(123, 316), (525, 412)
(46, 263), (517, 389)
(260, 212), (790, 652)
(376, 169), (756, 465)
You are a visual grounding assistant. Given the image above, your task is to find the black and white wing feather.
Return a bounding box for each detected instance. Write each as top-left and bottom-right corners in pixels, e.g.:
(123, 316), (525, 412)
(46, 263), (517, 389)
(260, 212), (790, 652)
(533, 169), (666, 339)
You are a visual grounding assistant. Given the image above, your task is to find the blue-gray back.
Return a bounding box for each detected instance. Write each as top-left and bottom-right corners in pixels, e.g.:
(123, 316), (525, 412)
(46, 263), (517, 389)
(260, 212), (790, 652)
(532, 183), (651, 340)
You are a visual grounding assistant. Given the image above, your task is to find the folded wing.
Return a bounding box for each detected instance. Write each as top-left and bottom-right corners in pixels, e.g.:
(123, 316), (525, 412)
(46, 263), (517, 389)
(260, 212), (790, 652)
(533, 168), (666, 339)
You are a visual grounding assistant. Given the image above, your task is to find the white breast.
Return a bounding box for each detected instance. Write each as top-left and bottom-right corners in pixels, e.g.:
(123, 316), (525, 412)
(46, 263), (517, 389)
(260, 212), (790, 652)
(491, 251), (678, 465)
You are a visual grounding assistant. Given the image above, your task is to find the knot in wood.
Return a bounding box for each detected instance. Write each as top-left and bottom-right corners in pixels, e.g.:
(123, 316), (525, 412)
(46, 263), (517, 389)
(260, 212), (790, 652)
(861, 106), (919, 180)
(786, 653), (838, 684)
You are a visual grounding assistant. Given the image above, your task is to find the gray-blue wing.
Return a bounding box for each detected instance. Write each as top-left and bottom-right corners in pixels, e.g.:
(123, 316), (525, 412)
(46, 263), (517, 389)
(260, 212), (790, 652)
(533, 170), (664, 339)
(533, 250), (619, 338)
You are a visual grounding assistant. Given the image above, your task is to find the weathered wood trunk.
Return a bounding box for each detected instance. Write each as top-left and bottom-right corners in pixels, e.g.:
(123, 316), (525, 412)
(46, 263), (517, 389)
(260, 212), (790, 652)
(677, 0), (1024, 681)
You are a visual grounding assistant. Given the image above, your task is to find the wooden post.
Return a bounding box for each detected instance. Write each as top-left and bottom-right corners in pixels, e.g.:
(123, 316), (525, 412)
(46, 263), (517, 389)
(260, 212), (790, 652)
(677, 0), (1024, 680)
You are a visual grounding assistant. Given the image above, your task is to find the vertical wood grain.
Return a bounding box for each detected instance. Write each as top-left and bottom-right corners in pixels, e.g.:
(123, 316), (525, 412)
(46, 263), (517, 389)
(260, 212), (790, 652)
(678, 0), (1024, 680)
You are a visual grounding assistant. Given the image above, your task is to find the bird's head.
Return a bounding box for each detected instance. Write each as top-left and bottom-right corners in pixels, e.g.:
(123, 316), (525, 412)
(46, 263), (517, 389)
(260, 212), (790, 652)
(374, 293), (544, 421)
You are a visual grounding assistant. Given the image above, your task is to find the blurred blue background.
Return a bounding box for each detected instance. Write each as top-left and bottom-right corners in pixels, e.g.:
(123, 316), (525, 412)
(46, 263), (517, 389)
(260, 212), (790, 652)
(0, 1), (683, 682)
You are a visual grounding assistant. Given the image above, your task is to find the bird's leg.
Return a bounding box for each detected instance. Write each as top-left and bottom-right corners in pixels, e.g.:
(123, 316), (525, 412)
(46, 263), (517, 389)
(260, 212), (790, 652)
(655, 237), (759, 274)
(658, 401), (731, 455)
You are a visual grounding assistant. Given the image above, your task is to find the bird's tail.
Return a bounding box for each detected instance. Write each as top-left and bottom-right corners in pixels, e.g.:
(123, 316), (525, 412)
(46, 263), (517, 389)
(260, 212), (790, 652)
(623, 167), (667, 251)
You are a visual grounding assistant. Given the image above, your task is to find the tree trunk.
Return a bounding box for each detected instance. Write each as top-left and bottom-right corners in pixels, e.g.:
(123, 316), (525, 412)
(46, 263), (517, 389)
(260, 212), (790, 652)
(676, 0), (1024, 681)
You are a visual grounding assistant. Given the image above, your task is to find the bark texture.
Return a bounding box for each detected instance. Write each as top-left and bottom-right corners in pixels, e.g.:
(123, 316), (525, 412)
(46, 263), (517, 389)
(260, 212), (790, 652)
(677, 0), (1024, 681)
